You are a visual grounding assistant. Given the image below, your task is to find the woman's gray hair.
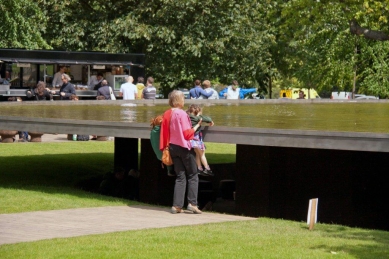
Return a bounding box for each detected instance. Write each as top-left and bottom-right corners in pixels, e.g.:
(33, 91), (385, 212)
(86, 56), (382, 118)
(62, 73), (71, 81)
(168, 90), (184, 108)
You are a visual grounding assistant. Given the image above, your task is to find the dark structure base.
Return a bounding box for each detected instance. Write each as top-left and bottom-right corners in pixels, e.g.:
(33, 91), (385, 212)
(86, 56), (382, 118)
(117, 137), (389, 231)
(235, 145), (389, 231)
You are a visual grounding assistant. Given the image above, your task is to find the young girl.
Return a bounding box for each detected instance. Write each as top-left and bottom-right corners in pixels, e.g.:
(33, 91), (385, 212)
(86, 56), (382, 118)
(187, 104), (214, 176)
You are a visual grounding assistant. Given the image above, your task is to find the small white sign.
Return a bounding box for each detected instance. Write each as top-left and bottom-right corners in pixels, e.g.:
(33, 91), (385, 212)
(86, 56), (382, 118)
(93, 65), (105, 69)
(17, 63), (31, 68)
(307, 198), (318, 225)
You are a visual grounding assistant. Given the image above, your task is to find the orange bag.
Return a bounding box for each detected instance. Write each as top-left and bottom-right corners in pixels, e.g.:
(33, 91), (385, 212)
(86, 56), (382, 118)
(162, 146), (173, 166)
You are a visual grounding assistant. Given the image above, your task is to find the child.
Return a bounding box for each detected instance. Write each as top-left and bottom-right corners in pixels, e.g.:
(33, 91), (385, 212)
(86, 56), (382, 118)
(186, 104), (214, 176)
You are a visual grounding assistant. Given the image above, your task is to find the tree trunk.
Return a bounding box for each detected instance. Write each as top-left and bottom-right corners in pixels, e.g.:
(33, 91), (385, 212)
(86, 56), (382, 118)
(350, 19), (389, 41)
(269, 76), (272, 99)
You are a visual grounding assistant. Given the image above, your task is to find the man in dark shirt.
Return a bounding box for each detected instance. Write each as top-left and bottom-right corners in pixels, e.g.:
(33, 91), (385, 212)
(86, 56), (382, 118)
(93, 72), (104, 90)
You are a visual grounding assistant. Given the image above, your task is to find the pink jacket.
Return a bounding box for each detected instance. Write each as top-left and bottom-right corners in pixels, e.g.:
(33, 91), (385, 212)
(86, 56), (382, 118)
(160, 108), (194, 150)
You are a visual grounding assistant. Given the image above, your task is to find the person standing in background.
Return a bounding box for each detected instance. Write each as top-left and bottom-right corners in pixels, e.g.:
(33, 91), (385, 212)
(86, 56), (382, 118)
(135, 77), (145, 99)
(142, 77), (157, 99)
(52, 66), (66, 88)
(119, 76), (137, 100)
(93, 73), (104, 90)
(189, 79), (213, 99)
(87, 74), (99, 90)
(199, 80), (219, 99)
(297, 90), (306, 99)
(219, 80), (256, 99)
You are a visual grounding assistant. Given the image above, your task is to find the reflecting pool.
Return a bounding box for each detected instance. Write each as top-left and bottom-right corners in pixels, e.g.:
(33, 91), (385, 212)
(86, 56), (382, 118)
(1, 101), (389, 133)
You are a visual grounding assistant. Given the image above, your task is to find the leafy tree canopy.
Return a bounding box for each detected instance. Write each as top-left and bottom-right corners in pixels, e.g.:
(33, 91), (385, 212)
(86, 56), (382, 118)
(0, 0), (50, 49)
(2, 0), (389, 97)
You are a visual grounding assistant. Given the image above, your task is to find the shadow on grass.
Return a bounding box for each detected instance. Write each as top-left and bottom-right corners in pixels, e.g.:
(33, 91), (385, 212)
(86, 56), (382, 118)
(310, 224), (389, 258)
(0, 153), (138, 203)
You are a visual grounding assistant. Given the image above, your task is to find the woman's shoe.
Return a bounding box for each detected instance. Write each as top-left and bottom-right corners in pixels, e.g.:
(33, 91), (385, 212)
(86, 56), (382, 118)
(171, 206), (183, 214)
(187, 203), (202, 214)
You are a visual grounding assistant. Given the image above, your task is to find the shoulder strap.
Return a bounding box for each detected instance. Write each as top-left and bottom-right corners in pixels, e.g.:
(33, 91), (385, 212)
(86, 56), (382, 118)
(166, 110), (173, 146)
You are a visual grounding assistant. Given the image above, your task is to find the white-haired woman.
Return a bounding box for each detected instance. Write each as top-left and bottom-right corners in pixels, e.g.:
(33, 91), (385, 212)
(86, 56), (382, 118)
(160, 90), (203, 214)
(51, 73), (76, 100)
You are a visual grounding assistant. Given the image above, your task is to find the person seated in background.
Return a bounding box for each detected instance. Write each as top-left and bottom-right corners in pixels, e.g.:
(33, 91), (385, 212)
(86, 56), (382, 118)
(27, 81), (53, 101)
(51, 74), (76, 100)
(219, 80), (257, 99)
(0, 76), (9, 85)
(97, 80), (111, 100)
(7, 97), (29, 142)
(70, 94), (79, 101)
(7, 97), (22, 102)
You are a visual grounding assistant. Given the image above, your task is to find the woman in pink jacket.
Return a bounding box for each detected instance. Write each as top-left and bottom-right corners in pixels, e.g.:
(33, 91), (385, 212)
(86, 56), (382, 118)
(160, 90), (203, 214)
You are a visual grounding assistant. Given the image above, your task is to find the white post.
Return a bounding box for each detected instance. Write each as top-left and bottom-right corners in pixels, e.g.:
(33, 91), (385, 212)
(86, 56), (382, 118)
(307, 198), (318, 230)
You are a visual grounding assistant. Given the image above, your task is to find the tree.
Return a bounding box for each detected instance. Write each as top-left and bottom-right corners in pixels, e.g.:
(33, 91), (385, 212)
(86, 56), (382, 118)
(350, 19), (389, 41)
(0, 0), (50, 49)
(278, 0), (389, 97)
(39, 0), (274, 93)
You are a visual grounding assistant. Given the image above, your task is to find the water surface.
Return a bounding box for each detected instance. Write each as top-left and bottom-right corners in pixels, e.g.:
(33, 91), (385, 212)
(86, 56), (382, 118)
(1, 101), (389, 133)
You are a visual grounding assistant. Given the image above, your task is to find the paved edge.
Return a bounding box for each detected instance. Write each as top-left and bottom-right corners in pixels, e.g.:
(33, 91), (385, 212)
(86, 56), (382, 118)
(0, 205), (257, 245)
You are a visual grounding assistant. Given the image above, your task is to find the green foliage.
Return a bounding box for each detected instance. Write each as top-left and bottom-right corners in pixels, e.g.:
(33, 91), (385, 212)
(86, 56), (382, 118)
(0, 0), (50, 49)
(358, 41), (389, 97)
(2, 0), (389, 97)
(36, 0), (274, 91)
(279, 0), (389, 97)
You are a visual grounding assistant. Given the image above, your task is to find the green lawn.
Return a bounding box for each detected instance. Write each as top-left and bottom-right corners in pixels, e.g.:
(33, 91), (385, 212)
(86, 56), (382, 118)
(1, 141), (388, 258)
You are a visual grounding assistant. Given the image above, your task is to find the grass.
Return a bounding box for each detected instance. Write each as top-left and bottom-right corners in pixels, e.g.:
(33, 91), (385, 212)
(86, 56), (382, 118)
(0, 141), (235, 214)
(1, 218), (389, 258)
(0, 142), (134, 213)
(1, 141), (389, 258)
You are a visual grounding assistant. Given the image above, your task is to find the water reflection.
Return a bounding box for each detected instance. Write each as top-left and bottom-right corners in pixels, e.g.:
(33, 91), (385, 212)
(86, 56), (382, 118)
(2, 102), (389, 133)
(120, 104), (137, 122)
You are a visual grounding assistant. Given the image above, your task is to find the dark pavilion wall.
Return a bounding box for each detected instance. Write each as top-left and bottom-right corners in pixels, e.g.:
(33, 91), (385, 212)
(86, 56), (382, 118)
(139, 139), (175, 205)
(235, 145), (389, 231)
(114, 138), (139, 172)
(121, 136), (389, 231)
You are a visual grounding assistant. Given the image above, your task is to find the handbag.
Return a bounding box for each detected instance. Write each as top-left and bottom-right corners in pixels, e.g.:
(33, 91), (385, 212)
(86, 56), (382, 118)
(109, 86), (116, 100)
(162, 146), (173, 166)
(161, 110), (173, 166)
